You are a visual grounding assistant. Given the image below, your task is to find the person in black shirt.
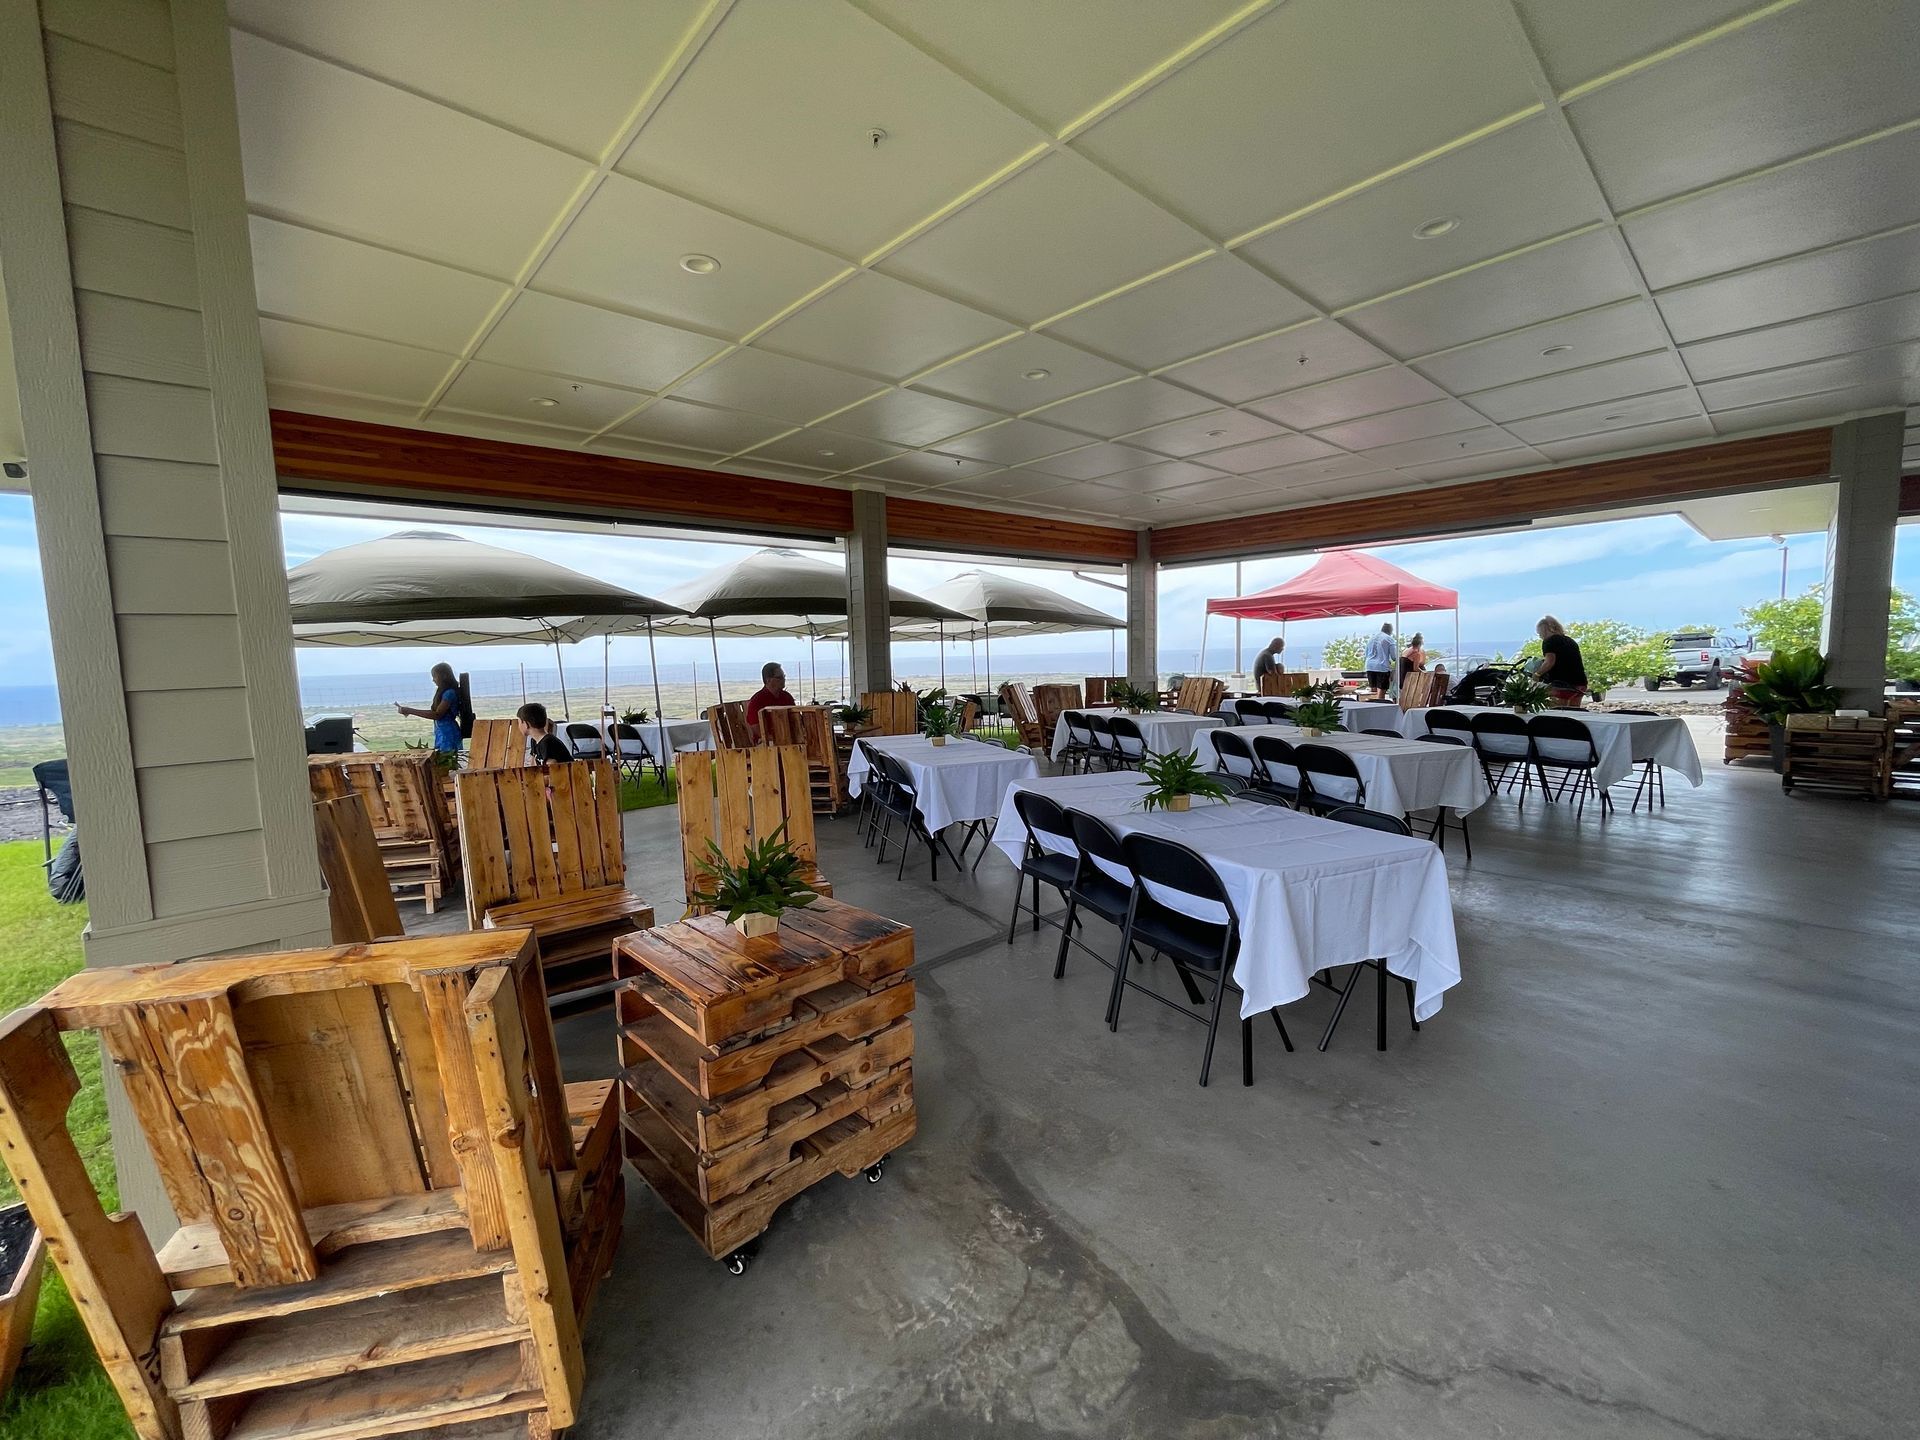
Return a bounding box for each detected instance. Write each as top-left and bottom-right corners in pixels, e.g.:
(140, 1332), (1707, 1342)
(1534, 616), (1589, 707)
(516, 702), (575, 763)
(1251, 635), (1286, 684)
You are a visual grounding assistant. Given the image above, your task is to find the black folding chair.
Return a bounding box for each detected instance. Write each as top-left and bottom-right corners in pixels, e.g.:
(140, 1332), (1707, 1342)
(872, 750), (961, 879)
(1293, 743), (1366, 816)
(1005, 790), (1079, 942)
(610, 722), (666, 786)
(1111, 833), (1292, 1086)
(1361, 727), (1402, 738)
(1257, 700), (1297, 726)
(1248, 732), (1306, 807)
(1106, 715), (1147, 771)
(1207, 729), (1259, 783)
(1313, 807), (1423, 1052)
(1412, 734), (1473, 858)
(561, 721), (605, 760)
(1084, 712), (1117, 770)
(33, 759), (74, 867)
(1527, 714), (1613, 820)
(1608, 709), (1667, 811)
(1424, 707), (1476, 748)
(1470, 712), (1535, 798)
(855, 739), (889, 849)
(1058, 711), (1098, 774)
(1054, 810), (1148, 983)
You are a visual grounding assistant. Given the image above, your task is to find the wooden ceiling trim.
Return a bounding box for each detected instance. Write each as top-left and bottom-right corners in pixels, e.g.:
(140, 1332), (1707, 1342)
(1150, 428), (1836, 562)
(885, 495), (1138, 563)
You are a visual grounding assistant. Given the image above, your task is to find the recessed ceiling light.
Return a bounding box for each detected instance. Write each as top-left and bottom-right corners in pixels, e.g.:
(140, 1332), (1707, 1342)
(818, 449), (837, 457)
(1022, 368), (1050, 380)
(1414, 216), (1458, 239)
(529, 396), (559, 408)
(1603, 414), (1627, 423)
(679, 254), (720, 274)
(1540, 344), (1573, 357)
(1206, 429), (1228, 438)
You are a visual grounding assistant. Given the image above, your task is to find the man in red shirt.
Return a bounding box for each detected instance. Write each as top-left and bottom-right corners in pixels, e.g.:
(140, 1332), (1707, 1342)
(743, 662), (795, 742)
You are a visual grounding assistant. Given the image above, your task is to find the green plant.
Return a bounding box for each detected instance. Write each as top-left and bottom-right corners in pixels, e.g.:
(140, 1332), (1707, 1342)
(920, 698), (957, 738)
(1739, 647), (1841, 725)
(401, 739), (458, 772)
(1290, 692), (1344, 731)
(1320, 633), (1368, 671)
(1501, 671), (1551, 713)
(1107, 680), (1161, 712)
(832, 702), (874, 728)
(1743, 584), (1920, 681)
(689, 827), (817, 924)
(620, 708), (650, 725)
(1137, 748), (1231, 811)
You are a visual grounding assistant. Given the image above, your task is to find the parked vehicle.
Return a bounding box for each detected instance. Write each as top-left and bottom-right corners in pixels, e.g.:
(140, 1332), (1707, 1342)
(1644, 631), (1748, 690)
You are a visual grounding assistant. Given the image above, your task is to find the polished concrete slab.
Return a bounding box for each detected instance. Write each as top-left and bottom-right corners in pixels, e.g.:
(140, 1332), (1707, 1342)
(462, 761), (1916, 1438)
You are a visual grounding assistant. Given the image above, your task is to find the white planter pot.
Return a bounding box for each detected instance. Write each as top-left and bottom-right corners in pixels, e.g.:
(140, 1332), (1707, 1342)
(731, 911), (780, 938)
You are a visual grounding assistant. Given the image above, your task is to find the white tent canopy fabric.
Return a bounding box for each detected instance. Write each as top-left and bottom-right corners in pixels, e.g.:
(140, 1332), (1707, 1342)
(650, 546), (967, 637)
(876, 568), (1122, 639)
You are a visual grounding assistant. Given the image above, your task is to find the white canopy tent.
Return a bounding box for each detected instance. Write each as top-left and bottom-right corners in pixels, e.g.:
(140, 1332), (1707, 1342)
(859, 568), (1124, 694)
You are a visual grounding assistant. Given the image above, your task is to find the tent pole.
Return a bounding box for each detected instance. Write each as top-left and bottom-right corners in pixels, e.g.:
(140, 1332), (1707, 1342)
(809, 632), (818, 703)
(1390, 605), (1400, 700)
(603, 634), (611, 714)
(972, 636), (979, 690)
(645, 618), (672, 792)
(519, 663), (526, 706)
(1453, 608), (1461, 676)
(1199, 611), (1211, 678)
(938, 622), (945, 690)
(708, 620), (724, 704)
(552, 631), (570, 720)
(1234, 561), (1242, 679)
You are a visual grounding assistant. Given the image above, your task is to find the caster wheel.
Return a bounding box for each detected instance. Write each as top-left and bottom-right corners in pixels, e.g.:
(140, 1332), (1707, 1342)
(723, 1251), (751, 1275)
(864, 1159), (886, 1183)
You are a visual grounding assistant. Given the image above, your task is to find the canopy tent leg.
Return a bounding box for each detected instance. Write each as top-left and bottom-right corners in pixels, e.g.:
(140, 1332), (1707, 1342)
(1234, 560), (1243, 678)
(603, 634), (611, 713)
(809, 633), (818, 703)
(1453, 609), (1461, 680)
(938, 622), (946, 691)
(972, 637), (979, 690)
(708, 619), (724, 704)
(984, 624), (992, 713)
(1199, 611), (1211, 679)
(645, 618), (672, 792)
(1390, 605), (1401, 700)
(553, 637), (570, 719)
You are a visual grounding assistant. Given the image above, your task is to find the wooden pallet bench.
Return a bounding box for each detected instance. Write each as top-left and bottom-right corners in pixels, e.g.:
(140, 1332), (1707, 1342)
(1782, 715), (1892, 799)
(614, 900), (916, 1263)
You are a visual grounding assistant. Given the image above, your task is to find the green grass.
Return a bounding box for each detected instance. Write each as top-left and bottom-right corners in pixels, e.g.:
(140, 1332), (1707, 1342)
(0, 842), (128, 1439)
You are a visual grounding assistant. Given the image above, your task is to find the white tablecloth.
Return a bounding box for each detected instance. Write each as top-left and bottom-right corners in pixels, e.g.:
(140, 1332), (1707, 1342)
(1049, 708), (1220, 761)
(989, 772), (1461, 1021)
(1398, 707), (1703, 789)
(1221, 697), (1399, 736)
(577, 718), (712, 758)
(848, 734), (1040, 832)
(1195, 726), (1490, 816)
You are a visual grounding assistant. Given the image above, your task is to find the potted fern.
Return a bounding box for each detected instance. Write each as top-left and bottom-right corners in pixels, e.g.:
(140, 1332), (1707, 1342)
(1740, 648), (1842, 770)
(690, 827), (818, 938)
(921, 698), (957, 746)
(620, 708), (651, 725)
(1108, 680), (1161, 714)
(832, 701), (875, 734)
(1501, 671), (1550, 714)
(1138, 747), (1230, 813)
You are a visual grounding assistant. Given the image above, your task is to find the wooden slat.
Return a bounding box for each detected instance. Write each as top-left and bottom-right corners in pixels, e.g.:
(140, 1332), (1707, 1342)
(414, 971), (510, 1252)
(313, 794), (405, 944)
(377, 984), (460, 1190)
(713, 749), (752, 870)
(774, 745), (818, 861)
(677, 751), (717, 900)
(98, 1014), (215, 1223)
(748, 745), (786, 849)
(155, 1190), (467, 1291)
(886, 493), (1134, 562)
(546, 763), (586, 894)
(206, 1342), (535, 1440)
(590, 758), (623, 888)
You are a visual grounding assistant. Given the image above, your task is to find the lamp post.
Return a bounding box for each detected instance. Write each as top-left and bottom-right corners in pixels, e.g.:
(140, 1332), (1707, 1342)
(1770, 533), (1788, 600)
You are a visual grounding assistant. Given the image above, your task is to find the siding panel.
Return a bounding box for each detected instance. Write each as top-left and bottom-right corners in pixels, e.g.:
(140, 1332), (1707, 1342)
(45, 33), (182, 148)
(86, 373), (217, 463)
(76, 289), (207, 387)
(106, 535), (235, 614)
(66, 206), (200, 309)
(147, 831), (268, 918)
(40, 0), (174, 70)
(117, 613), (243, 691)
(127, 687), (255, 769)
(136, 758), (262, 843)
(54, 120), (191, 228)
(97, 454), (228, 540)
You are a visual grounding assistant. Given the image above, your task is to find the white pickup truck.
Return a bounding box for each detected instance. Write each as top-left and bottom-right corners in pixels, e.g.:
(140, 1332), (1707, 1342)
(1643, 631), (1749, 690)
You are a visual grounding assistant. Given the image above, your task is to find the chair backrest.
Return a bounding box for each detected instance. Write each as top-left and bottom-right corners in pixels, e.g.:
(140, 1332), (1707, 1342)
(1118, 832), (1238, 941)
(1084, 711), (1115, 753)
(1425, 707), (1475, 745)
(675, 744), (817, 906)
(1258, 699), (1298, 725)
(1471, 710), (1532, 757)
(1295, 743), (1365, 805)
(1258, 670), (1310, 697)
(312, 794), (405, 943)
(706, 701), (752, 749)
(1108, 715), (1146, 757)
(1083, 676), (1123, 707)
(1011, 789), (1073, 858)
(863, 691), (918, 736)
(1249, 732), (1301, 791)
(1398, 671), (1439, 709)
(761, 705), (837, 771)
(1416, 733), (1468, 747)
(1208, 728), (1257, 777)
(612, 722), (654, 759)
(562, 722), (605, 758)
(1000, 682), (1046, 748)
(1062, 710), (1094, 745)
(469, 716), (525, 769)
(958, 698), (980, 732)
(1527, 713), (1599, 762)
(1325, 804), (1412, 837)
(1031, 683), (1083, 745)
(1174, 675), (1225, 715)
(456, 758), (626, 927)
(332, 751), (451, 846)
(1066, 808), (1132, 887)
(1362, 727), (1402, 738)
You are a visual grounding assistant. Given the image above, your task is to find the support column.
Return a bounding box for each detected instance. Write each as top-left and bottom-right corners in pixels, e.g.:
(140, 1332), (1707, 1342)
(0, 0), (329, 1227)
(846, 490), (892, 697)
(1126, 530), (1158, 691)
(1821, 414), (1903, 709)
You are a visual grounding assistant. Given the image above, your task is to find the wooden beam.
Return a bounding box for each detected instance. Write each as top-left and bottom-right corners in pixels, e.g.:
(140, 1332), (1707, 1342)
(1900, 473), (1919, 516)
(885, 494), (1137, 563)
(1150, 428), (1836, 563)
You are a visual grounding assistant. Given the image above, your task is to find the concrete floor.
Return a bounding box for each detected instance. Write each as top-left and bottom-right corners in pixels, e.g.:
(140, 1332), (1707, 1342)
(428, 760), (1919, 1438)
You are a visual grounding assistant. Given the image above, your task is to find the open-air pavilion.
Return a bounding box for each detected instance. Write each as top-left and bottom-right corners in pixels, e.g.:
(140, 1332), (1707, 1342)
(1, 4), (1917, 1438)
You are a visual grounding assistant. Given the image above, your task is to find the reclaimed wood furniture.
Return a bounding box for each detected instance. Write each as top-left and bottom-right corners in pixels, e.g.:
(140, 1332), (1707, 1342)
(614, 900), (916, 1266)
(0, 1204), (45, 1405)
(1782, 713), (1892, 799)
(676, 745), (831, 911)
(1724, 693), (1771, 764)
(457, 759), (654, 999)
(706, 701), (751, 749)
(1258, 670), (1310, 697)
(862, 690), (917, 736)
(1890, 697), (1920, 797)
(1398, 671), (1439, 709)
(312, 794), (406, 944)
(1083, 676), (1123, 707)
(999, 682), (1046, 751)
(1173, 675), (1226, 715)
(308, 752), (459, 913)
(470, 717), (526, 770)
(0, 931), (622, 1440)
(760, 705), (846, 815)
(1031, 683), (1082, 751)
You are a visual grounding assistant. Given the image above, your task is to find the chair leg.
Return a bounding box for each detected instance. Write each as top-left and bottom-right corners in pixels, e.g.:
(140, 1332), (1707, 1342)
(1005, 869), (1026, 943)
(1317, 963), (1366, 1051)
(1168, 960), (1207, 1006)
(1052, 894), (1079, 977)
(1197, 968), (1232, 1087)
(1459, 812), (1472, 861)
(1404, 977), (1420, 1032)
(1241, 1016), (1253, 1087)
(1030, 871), (1040, 932)
(1271, 1008), (1294, 1051)
(1107, 894), (1140, 1030)
(1375, 958), (1388, 1051)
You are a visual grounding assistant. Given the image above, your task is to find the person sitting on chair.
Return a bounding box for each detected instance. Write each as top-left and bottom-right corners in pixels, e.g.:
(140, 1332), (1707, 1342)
(744, 662), (795, 742)
(1400, 632), (1426, 682)
(1252, 635), (1286, 685)
(515, 702), (574, 763)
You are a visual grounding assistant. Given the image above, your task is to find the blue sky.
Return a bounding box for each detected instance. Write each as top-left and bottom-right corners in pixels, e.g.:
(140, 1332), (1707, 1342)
(0, 492), (1914, 688)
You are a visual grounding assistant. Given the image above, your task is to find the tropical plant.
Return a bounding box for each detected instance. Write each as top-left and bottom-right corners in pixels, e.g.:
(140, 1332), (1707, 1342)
(1320, 633), (1368, 671)
(1742, 584), (1920, 681)
(1516, 619), (1668, 700)
(689, 826), (817, 924)
(920, 698), (958, 738)
(1137, 747), (1230, 811)
(620, 708), (651, 725)
(1290, 694), (1344, 732)
(1107, 680), (1161, 712)
(401, 739), (459, 772)
(1738, 647), (1841, 725)
(1500, 671), (1551, 713)
(832, 702), (874, 728)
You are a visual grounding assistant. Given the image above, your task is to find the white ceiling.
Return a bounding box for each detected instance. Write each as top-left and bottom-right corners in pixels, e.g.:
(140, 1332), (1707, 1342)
(215, 0), (1920, 531)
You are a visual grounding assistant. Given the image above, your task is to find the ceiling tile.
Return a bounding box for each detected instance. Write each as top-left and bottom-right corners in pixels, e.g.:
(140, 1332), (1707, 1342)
(1044, 255), (1315, 369)
(1656, 224), (1920, 344)
(933, 417), (1088, 465)
(1203, 433), (1343, 474)
(257, 318), (452, 403)
(855, 451), (1002, 487)
(669, 347), (884, 424)
(1358, 425), (1526, 469)
(1098, 460), (1224, 493)
(730, 458), (839, 483)
(1505, 387), (1702, 444)
(1239, 115), (1605, 310)
(249, 217), (507, 353)
(738, 427), (904, 471)
(1469, 350), (1690, 421)
(1160, 321), (1392, 404)
(1414, 299), (1672, 393)
(755, 271), (1013, 380)
(1532, 415), (1717, 461)
(1315, 471), (1425, 499)
(1567, 0), (1920, 212)
(911, 333), (1131, 410)
(1031, 378), (1214, 438)
(536, 173), (847, 339)
(1237, 461), (1380, 497)
(264, 383), (423, 428)
(611, 396), (790, 453)
(1246, 366), (1447, 430)
(1398, 452), (1532, 484)
(1512, 0), (1761, 93)
(616, 0), (1041, 257)
(861, 0), (1250, 134)
(1710, 387), (1911, 432)
(231, 32), (592, 277)
(1623, 124), (1920, 290)
(1681, 290), (1920, 383)
(1126, 408), (1289, 458)
(937, 469), (1077, 503)
(436, 360), (645, 430)
(478, 290), (725, 393)
(827, 388), (1002, 447)
(1314, 399), (1485, 451)
(585, 435), (725, 466)
(1696, 343), (1920, 412)
(1247, 451), (1391, 487)
(423, 413), (596, 446)
(1076, 0), (1537, 240)
(1154, 475), (1266, 507)
(876, 149), (1207, 324)
(1342, 229), (1640, 357)
(1023, 442), (1163, 481)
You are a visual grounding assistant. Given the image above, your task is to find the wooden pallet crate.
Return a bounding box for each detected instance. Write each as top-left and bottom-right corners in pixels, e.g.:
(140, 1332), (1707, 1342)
(614, 901), (916, 1263)
(0, 932), (621, 1440)
(1783, 720), (1891, 799)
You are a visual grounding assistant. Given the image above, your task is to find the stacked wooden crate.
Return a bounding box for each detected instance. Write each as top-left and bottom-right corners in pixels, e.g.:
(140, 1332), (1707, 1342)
(1890, 698), (1920, 798)
(1723, 694), (1771, 763)
(0, 931), (620, 1440)
(615, 900), (915, 1265)
(309, 752), (459, 912)
(1782, 713), (1892, 798)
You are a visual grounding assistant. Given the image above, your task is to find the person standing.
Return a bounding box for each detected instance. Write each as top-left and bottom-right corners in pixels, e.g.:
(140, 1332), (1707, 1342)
(1400, 632), (1427, 681)
(515, 702), (575, 763)
(1533, 616), (1588, 707)
(396, 662), (464, 757)
(744, 661), (796, 742)
(1252, 635), (1287, 688)
(1365, 624), (1396, 700)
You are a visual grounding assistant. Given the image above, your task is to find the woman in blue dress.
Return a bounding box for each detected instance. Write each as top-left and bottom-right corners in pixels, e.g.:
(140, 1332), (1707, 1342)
(396, 662), (464, 756)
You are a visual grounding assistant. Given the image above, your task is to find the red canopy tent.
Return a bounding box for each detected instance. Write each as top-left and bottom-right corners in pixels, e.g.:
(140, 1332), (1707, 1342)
(1202, 549), (1460, 689)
